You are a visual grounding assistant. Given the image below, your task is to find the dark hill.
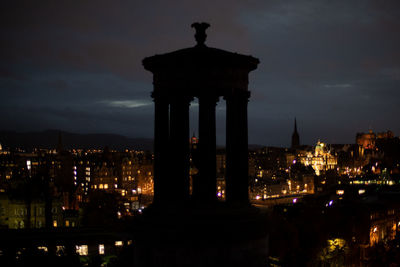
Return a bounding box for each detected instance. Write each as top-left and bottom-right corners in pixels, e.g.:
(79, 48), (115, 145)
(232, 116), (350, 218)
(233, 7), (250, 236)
(0, 130), (153, 151)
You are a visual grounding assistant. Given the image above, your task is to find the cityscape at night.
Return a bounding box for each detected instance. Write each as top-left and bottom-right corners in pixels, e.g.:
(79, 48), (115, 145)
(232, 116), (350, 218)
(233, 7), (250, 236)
(1, 1), (400, 266)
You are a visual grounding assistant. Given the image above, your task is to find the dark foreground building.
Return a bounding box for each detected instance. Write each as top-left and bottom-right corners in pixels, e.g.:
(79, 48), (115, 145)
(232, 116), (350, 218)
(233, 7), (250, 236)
(134, 23), (268, 266)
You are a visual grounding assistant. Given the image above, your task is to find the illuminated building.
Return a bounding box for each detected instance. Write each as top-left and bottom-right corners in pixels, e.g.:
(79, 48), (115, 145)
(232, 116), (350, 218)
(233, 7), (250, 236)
(356, 130), (394, 150)
(134, 164), (154, 201)
(121, 158), (136, 193)
(73, 158), (93, 202)
(216, 150), (226, 199)
(356, 130), (376, 149)
(54, 136), (78, 210)
(329, 144), (366, 176)
(91, 147), (120, 192)
(0, 143), (10, 155)
(377, 130), (394, 139)
(216, 177), (226, 200)
(92, 162), (116, 191)
(0, 195), (66, 229)
(300, 140), (337, 175)
(368, 208), (399, 247)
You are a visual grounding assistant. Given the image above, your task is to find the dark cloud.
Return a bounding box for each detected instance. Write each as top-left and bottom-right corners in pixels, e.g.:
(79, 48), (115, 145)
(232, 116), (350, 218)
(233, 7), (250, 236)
(1, 0), (399, 147)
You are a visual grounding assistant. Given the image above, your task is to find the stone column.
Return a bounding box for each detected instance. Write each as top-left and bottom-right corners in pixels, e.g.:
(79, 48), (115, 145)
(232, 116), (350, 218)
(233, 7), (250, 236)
(152, 93), (169, 204)
(225, 90), (250, 206)
(169, 96), (191, 203)
(197, 96), (218, 203)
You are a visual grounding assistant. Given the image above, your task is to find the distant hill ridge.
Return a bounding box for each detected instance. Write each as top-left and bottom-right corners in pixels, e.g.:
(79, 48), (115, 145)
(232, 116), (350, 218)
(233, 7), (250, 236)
(0, 130), (153, 151)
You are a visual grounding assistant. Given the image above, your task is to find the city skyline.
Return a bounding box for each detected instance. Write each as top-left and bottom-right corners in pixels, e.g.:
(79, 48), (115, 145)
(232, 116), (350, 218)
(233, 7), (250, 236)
(1, 1), (400, 147)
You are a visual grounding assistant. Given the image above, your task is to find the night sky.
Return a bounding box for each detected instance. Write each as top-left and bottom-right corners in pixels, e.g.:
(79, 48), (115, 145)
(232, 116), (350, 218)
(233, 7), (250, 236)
(1, 1), (399, 147)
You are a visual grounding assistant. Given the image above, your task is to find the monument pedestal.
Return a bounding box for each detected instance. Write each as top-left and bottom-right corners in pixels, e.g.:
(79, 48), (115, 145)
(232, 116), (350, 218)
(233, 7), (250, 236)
(133, 205), (269, 267)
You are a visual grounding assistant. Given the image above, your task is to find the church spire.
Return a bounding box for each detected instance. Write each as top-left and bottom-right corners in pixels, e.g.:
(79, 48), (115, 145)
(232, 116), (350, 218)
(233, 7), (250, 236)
(291, 118), (300, 149)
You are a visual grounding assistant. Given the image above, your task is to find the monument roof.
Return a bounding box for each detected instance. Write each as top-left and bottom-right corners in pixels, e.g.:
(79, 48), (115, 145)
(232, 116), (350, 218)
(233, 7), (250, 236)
(142, 45), (259, 73)
(142, 22), (259, 74)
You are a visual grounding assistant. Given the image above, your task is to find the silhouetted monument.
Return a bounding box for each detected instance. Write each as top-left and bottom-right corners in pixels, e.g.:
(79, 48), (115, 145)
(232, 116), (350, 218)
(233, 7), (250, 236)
(143, 22), (259, 207)
(135, 23), (267, 267)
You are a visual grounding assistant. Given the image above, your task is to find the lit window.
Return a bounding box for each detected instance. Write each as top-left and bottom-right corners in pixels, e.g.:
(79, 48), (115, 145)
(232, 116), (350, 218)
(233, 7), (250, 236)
(37, 246), (48, 252)
(65, 220), (70, 227)
(76, 245), (88, 256)
(336, 190), (344, 195)
(99, 184), (103, 189)
(104, 184), (108, 189)
(99, 244), (105, 255)
(115, 241), (123, 247)
(56, 246), (65, 256)
(53, 220), (57, 227)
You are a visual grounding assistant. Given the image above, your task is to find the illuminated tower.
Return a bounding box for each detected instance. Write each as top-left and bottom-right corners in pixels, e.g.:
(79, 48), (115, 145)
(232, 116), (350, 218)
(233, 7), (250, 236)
(291, 118), (300, 149)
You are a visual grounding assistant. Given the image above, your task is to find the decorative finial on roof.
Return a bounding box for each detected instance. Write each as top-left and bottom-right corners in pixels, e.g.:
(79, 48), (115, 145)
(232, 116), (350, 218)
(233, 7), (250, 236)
(191, 22), (210, 46)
